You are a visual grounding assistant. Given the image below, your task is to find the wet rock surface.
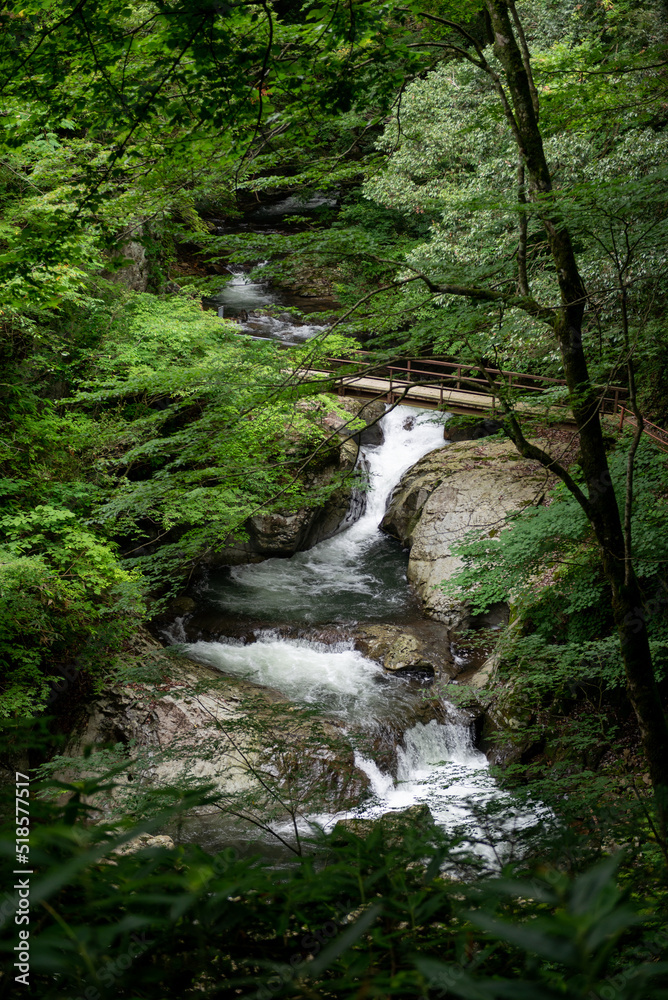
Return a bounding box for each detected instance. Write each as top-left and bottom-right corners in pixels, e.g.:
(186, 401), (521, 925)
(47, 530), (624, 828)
(113, 834), (176, 857)
(352, 622), (455, 678)
(201, 398), (383, 566)
(171, 613), (456, 681)
(61, 634), (369, 820)
(381, 437), (549, 628)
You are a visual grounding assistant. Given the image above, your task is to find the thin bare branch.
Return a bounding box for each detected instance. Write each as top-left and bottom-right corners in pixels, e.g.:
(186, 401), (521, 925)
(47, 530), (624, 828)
(508, 0), (539, 116)
(516, 157), (530, 296)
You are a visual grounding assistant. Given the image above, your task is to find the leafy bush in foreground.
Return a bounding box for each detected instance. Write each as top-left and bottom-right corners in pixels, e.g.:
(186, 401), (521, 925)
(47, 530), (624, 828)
(0, 760), (667, 1000)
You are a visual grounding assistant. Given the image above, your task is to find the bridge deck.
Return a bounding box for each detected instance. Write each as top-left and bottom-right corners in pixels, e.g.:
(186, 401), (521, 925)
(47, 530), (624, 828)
(302, 369), (547, 417)
(298, 366), (668, 450)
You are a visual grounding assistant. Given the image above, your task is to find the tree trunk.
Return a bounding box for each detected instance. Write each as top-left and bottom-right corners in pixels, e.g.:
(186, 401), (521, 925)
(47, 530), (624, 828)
(485, 0), (668, 821)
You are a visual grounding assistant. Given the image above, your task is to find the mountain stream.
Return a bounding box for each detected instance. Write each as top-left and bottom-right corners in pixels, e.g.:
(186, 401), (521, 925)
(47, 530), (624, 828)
(164, 243), (543, 861)
(170, 403), (536, 861)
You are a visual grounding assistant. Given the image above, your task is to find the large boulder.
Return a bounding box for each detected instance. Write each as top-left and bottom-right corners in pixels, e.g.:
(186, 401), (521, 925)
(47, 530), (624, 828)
(381, 437), (548, 628)
(332, 803), (437, 846)
(352, 622), (456, 678)
(101, 240), (149, 292)
(207, 398), (385, 565)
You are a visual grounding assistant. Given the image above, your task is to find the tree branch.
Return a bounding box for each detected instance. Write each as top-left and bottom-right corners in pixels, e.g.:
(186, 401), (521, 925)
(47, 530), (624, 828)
(476, 362), (592, 515)
(403, 6), (527, 154)
(516, 157), (530, 296)
(508, 0), (539, 117)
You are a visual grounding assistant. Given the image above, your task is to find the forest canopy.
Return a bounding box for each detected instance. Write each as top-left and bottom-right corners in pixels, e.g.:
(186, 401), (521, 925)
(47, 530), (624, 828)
(1, 2), (668, 996)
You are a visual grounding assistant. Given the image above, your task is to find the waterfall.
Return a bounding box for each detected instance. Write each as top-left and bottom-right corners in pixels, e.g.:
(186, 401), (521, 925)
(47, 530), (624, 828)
(355, 718), (490, 822)
(206, 262), (330, 343)
(196, 405), (446, 623)
(179, 405), (531, 851)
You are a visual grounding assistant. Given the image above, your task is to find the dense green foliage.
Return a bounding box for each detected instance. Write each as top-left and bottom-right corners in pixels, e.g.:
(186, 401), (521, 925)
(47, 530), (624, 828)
(1, 0), (668, 995)
(0, 0), (392, 722)
(1, 761), (668, 1000)
(0, 285), (361, 718)
(441, 431), (668, 784)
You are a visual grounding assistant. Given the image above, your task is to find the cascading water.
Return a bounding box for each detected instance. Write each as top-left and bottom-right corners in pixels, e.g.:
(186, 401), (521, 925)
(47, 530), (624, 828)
(184, 634), (391, 721)
(196, 405), (446, 623)
(179, 406), (514, 848)
(205, 263), (329, 344)
(354, 722), (497, 843)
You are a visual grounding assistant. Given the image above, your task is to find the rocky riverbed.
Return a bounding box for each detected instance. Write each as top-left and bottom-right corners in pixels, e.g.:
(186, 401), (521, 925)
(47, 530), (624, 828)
(63, 405), (552, 851)
(381, 433), (549, 629)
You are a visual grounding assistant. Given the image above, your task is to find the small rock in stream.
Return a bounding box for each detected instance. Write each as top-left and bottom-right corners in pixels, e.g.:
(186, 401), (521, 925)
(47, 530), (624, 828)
(332, 803), (437, 845)
(352, 623), (456, 678)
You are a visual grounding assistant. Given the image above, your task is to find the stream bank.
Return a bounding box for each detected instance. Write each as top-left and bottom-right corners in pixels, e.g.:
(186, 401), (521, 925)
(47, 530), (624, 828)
(63, 399), (552, 858)
(63, 222), (557, 857)
(184, 396), (386, 570)
(156, 408), (549, 852)
(381, 434), (551, 629)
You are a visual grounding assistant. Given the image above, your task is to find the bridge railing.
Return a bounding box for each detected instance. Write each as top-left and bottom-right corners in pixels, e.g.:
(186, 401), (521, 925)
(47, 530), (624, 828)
(324, 353), (629, 415)
(618, 407), (668, 450)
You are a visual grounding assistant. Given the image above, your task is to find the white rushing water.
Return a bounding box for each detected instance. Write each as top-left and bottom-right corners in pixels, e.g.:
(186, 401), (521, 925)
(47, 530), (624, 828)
(208, 264), (328, 344)
(184, 634), (391, 720)
(186, 630), (508, 855)
(201, 405), (447, 621)
(212, 264), (276, 312)
(181, 405), (534, 856)
(352, 721), (501, 848)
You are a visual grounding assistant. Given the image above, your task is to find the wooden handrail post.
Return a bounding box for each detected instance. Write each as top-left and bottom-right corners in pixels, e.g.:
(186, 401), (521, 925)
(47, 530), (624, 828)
(619, 405), (625, 431)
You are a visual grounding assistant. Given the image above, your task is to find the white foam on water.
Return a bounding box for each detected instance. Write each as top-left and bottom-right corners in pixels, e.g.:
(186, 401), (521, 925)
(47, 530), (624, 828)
(212, 264), (275, 312)
(184, 635), (389, 720)
(209, 264), (329, 342)
(242, 312), (327, 343)
(355, 719), (492, 825)
(216, 405), (447, 617)
(176, 404), (544, 858)
(313, 720), (542, 864)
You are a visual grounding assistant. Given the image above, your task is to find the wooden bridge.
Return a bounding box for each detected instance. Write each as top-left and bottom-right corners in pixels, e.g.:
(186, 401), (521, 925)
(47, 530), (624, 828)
(301, 353), (668, 450)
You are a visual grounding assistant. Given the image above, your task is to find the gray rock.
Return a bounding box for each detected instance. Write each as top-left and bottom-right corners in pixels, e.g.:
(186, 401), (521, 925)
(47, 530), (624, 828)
(353, 622), (455, 678)
(207, 398), (385, 566)
(113, 834), (175, 857)
(101, 240), (149, 292)
(332, 803), (436, 844)
(60, 635), (369, 820)
(246, 508), (317, 556)
(168, 596), (197, 617)
(381, 437), (548, 628)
